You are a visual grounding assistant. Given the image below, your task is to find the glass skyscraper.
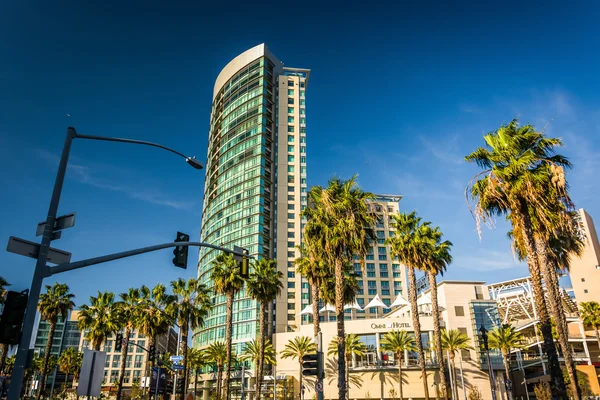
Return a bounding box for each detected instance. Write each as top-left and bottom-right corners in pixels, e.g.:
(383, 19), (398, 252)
(196, 44), (310, 350)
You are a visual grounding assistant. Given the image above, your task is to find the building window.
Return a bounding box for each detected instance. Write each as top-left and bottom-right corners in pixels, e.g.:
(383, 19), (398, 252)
(288, 271), (295, 278)
(288, 98), (294, 105)
(288, 241), (295, 248)
(300, 118), (306, 124)
(288, 231), (295, 238)
(287, 303), (295, 310)
(288, 145), (294, 152)
(288, 81), (294, 87)
(300, 147), (306, 154)
(455, 306), (465, 317)
(288, 282), (295, 288)
(288, 155), (294, 162)
(287, 165), (295, 172)
(378, 255), (387, 261)
(288, 125), (295, 132)
(300, 81), (305, 88)
(288, 135), (294, 143)
(288, 116), (294, 123)
(288, 222), (295, 228)
(288, 314), (295, 321)
(300, 108), (306, 115)
(581, 278), (586, 282)
(288, 89), (294, 96)
(288, 186), (294, 192)
(300, 90), (305, 96)
(288, 107), (294, 113)
(288, 204), (294, 210)
(134, 355), (143, 368)
(133, 370), (141, 383)
(112, 355), (121, 368)
(288, 213), (294, 219)
(288, 292), (295, 299)
(584, 289), (589, 293)
(287, 251), (295, 258)
(380, 272), (388, 278)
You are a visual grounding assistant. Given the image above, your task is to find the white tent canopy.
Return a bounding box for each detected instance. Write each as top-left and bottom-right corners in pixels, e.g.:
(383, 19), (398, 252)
(298, 305), (313, 316)
(417, 293), (432, 306)
(365, 294), (389, 310)
(344, 300), (363, 310)
(390, 293), (409, 308)
(319, 304), (336, 313)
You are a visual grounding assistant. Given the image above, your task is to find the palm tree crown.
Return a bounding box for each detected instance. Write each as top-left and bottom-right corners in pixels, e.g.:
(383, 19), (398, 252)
(78, 291), (121, 351)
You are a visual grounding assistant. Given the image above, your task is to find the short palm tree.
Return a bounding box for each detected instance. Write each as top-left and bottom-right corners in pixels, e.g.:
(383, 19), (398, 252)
(246, 257), (283, 400)
(302, 176), (375, 400)
(465, 119), (570, 395)
(387, 211), (434, 399)
(57, 347), (83, 399)
(488, 324), (525, 400)
(168, 278), (212, 400)
(78, 291), (122, 350)
(328, 333), (367, 398)
(281, 336), (317, 398)
(36, 282), (75, 399)
(240, 339), (277, 382)
(580, 302), (600, 348)
(0, 276), (11, 376)
(211, 252), (245, 400)
(380, 330), (417, 400)
(116, 288), (144, 400)
(3, 354), (16, 375)
(186, 347), (207, 396)
(138, 284), (175, 377)
(204, 341), (227, 400)
(441, 329), (473, 400)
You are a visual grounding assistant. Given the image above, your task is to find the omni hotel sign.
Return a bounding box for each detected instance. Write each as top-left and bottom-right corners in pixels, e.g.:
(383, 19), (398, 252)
(370, 321), (411, 330)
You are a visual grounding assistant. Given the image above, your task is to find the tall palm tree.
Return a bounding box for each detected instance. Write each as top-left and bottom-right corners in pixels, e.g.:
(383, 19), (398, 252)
(210, 252), (245, 400)
(579, 302), (600, 348)
(302, 176), (375, 400)
(168, 278), (212, 400)
(327, 334), (367, 398)
(465, 119), (570, 395)
(186, 348), (206, 397)
(78, 291), (122, 350)
(422, 225), (452, 400)
(488, 324), (525, 400)
(386, 211), (434, 399)
(380, 330), (417, 400)
(246, 257), (283, 400)
(240, 339), (277, 384)
(138, 284), (175, 377)
(204, 342), (227, 400)
(36, 282), (76, 399)
(57, 347), (83, 399)
(295, 245), (326, 339)
(116, 288), (144, 400)
(281, 336), (317, 399)
(0, 276), (11, 377)
(441, 329), (473, 400)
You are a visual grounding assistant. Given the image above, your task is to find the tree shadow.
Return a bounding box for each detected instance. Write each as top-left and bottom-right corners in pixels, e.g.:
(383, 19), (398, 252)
(325, 358), (364, 389)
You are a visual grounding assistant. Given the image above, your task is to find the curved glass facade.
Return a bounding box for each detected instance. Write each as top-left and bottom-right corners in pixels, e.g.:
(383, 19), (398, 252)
(196, 52), (278, 349)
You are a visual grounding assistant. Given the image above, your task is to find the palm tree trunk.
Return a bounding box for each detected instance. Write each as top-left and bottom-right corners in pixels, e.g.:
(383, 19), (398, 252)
(595, 327), (600, 350)
(0, 343), (8, 374)
(256, 301), (267, 400)
(503, 353), (513, 400)
(311, 282), (320, 339)
(346, 356), (350, 400)
(516, 206), (566, 395)
(181, 326), (189, 400)
(299, 360), (303, 400)
(397, 353), (404, 400)
(217, 366), (223, 400)
(223, 292), (234, 400)
(538, 250), (580, 400)
(428, 272), (448, 400)
(335, 259), (347, 400)
(38, 320), (57, 400)
(407, 266), (429, 399)
(450, 355), (458, 400)
(117, 327), (131, 400)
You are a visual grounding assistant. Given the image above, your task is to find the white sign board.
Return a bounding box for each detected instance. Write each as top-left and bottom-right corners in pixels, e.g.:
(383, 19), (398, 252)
(77, 349), (107, 397)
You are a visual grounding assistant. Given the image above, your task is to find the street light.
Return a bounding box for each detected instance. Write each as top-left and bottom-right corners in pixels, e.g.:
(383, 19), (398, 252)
(7, 127), (202, 400)
(479, 325), (497, 400)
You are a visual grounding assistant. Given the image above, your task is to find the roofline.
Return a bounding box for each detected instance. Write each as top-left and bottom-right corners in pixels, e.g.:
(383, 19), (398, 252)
(487, 276), (532, 287)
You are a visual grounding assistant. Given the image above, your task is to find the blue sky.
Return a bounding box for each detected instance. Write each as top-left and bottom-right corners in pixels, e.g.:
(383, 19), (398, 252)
(1, 0), (599, 305)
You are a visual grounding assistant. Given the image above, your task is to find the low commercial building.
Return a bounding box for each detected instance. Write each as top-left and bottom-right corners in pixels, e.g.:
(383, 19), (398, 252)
(273, 281), (506, 400)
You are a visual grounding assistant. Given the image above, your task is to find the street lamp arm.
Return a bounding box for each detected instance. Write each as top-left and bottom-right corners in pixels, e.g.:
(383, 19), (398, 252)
(46, 241), (253, 276)
(74, 132), (203, 169)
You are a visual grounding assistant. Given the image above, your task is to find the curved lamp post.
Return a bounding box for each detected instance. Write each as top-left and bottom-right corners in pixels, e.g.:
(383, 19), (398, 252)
(7, 127), (202, 400)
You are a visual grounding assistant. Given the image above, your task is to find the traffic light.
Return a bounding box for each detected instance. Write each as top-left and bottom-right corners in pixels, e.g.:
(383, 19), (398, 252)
(173, 232), (189, 269)
(115, 333), (123, 352)
(233, 246), (249, 278)
(165, 380), (174, 394)
(148, 344), (156, 362)
(301, 352), (323, 378)
(0, 290), (29, 345)
(176, 378), (184, 394)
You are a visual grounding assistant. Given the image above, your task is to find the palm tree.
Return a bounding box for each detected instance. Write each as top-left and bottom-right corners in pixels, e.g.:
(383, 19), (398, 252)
(380, 330), (417, 400)
(281, 336), (317, 399)
(295, 245), (326, 339)
(168, 278), (212, 400)
(327, 334), (367, 398)
(465, 119), (570, 395)
(240, 339), (277, 383)
(186, 348), (206, 397)
(422, 225), (452, 400)
(488, 324), (525, 400)
(580, 302), (600, 348)
(302, 176), (375, 400)
(210, 252), (245, 400)
(138, 284), (175, 377)
(441, 329), (473, 400)
(116, 288), (144, 400)
(0, 275), (11, 377)
(78, 291), (121, 350)
(386, 211), (434, 399)
(36, 283), (76, 399)
(57, 348), (83, 399)
(3, 354), (16, 375)
(246, 257), (283, 400)
(205, 342), (227, 400)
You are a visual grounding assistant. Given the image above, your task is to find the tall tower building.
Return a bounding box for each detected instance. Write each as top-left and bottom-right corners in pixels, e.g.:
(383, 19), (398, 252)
(568, 209), (600, 304)
(196, 44), (310, 350)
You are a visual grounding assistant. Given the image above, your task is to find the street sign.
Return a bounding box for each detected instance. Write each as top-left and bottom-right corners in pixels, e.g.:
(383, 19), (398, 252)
(7, 236), (72, 264)
(77, 350), (107, 397)
(149, 367), (167, 395)
(315, 382), (323, 392)
(173, 364), (184, 370)
(36, 213), (76, 236)
(170, 355), (183, 363)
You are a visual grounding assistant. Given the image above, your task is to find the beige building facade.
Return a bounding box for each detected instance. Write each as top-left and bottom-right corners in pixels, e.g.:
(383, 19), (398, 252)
(273, 281), (505, 400)
(568, 209), (600, 304)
